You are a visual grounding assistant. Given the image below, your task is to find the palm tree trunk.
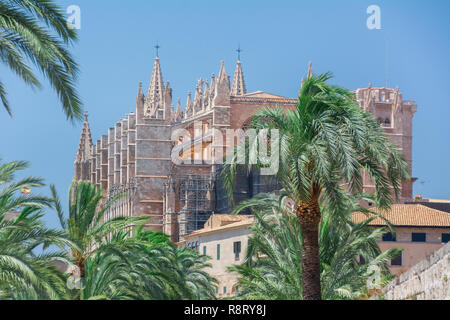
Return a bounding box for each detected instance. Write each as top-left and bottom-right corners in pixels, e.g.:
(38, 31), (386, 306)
(77, 260), (85, 278)
(76, 259), (85, 300)
(301, 221), (321, 300)
(297, 199), (322, 300)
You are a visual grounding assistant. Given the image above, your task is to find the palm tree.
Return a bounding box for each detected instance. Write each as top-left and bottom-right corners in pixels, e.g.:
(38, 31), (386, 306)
(81, 230), (157, 300)
(0, 0), (82, 120)
(51, 181), (147, 287)
(81, 227), (217, 300)
(228, 193), (401, 300)
(169, 245), (218, 300)
(0, 159), (72, 299)
(52, 181), (217, 300)
(222, 73), (410, 299)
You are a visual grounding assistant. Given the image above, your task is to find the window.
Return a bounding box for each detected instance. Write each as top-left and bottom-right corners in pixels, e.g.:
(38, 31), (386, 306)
(412, 233), (426, 242)
(217, 244), (220, 260)
(223, 286), (227, 294)
(382, 232), (396, 242)
(203, 246), (206, 256)
(442, 233), (450, 243)
(215, 287), (219, 294)
(233, 241), (241, 261)
(391, 253), (402, 266)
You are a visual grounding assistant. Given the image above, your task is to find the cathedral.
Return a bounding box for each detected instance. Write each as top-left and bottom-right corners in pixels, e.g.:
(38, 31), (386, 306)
(73, 55), (417, 242)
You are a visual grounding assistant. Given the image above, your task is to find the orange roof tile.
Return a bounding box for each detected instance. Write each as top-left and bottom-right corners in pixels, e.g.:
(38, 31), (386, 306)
(352, 204), (450, 227)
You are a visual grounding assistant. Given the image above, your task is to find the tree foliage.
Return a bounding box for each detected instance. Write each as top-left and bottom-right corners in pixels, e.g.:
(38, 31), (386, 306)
(229, 193), (400, 300)
(0, 0), (82, 120)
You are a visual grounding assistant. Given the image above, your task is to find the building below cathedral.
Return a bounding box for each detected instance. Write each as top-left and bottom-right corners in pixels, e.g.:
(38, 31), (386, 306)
(73, 55), (417, 242)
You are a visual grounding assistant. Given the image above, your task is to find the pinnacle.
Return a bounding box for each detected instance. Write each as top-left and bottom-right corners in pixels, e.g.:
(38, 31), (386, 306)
(231, 59), (246, 95)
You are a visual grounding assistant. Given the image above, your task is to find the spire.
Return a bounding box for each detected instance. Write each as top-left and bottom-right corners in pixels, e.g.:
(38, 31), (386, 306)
(137, 81), (143, 97)
(218, 61), (228, 83)
(194, 78), (204, 114)
(185, 91), (193, 118)
(209, 73), (216, 106)
(299, 62), (313, 95)
(175, 98), (182, 121)
(76, 111), (93, 162)
(203, 79), (210, 109)
(136, 81), (143, 103)
(213, 61), (231, 106)
(135, 81), (144, 114)
(231, 60), (246, 95)
(164, 81), (173, 122)
(307, 61), (313, 78)
(298, 76), (305, 96)
(144, 56), (165, 117)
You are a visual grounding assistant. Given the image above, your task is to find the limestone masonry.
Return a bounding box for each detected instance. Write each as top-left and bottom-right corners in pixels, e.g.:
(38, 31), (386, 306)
(74, 56), (417, 242)
(382, 243), (450, 299)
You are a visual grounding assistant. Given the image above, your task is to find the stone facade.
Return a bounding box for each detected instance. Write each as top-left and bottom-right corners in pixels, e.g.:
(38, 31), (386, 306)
(379, 227), (449, 276)
(181, 214), (254, 298)
(353, 204), (450, 276)
(73, 56), (417, 242)
(382, 243), (450, 300)
(184, 207), (450, 298)
(355, 86), (417, 202)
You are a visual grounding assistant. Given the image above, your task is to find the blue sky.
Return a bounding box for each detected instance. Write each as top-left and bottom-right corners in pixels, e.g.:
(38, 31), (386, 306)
(1, 0), (449, 229)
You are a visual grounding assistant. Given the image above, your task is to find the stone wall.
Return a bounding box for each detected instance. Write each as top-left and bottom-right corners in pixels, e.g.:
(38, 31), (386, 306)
(382, 243), (450, 300)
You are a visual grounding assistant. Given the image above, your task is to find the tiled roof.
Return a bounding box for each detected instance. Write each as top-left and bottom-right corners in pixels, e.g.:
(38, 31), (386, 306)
(405, 201), (450, 214)
(352, 204), (450, 227)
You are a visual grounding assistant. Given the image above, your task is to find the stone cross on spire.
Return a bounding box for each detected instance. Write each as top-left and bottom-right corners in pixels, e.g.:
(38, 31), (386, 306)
(236, 45), (242, 61)
(144, 56), (165, 117)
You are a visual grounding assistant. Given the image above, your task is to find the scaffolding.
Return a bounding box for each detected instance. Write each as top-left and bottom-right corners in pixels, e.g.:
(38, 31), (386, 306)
(178, 174), (214, 239)
(251, 170), (281, 194)
(215, 165), (282, 214)
(177, 169), (281, 239)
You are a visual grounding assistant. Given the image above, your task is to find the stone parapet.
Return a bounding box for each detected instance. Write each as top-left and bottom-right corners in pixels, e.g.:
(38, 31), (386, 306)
(382, 243), (450, 300)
